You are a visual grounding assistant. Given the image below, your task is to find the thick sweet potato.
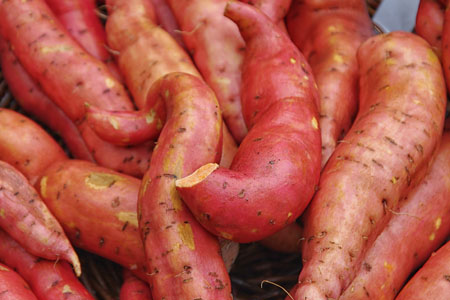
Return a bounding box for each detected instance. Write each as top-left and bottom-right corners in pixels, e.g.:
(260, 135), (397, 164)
(416, 0), (445, 58)
(340, 132), (450, 300)
(0, 263), (38, 300)
(287, 0), (373, 168)
(240, 0), (291, 31)
(38, 159), (148, 279)
(176, 2), (321, 243)
(166, 0), (248, 142)
(0, 229), (94, 300)
(395, 240), (450, 300)
(0, 161), (80, 277)
(0, 39), (93, 162)
(0, 109), (67, 185)
(120, 269), (152, 300)
(138, 73), (230, 299)
(292, 32), (446, 300)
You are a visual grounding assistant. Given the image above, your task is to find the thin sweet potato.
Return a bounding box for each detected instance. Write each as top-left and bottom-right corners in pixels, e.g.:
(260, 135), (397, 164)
(175, 2), (321, 243)
(240, 0), (292, 31)
(120, 269), (152, 300)
(287, 0), (373, 168)
(138, 73), (231, 299)
(292, 32), (446, 300)
(150, 0), (185, 48)
(0, 108), (67, 185)
(0, 263), (38, 300)
(165, 0), (248, 142)
(416, 0), (445, 58)
(395, 240), (450, 300)
(0, 161), (80, 277)
(439, 0), (450, 91)
(0, 39), (94, 162)
(340, 132), (450, 300)
(0, 229), (94, 300)
(259, 222), (303, 253)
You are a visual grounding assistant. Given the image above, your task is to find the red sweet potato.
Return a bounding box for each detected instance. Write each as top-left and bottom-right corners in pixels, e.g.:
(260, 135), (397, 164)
(120, 269), (152, 300)
(259, 222), (303, 253)
(0, 160), (80, 277)
(340, 132), (450, 300)
(395, 240), (450, 300)
(287, 0), (373, 168)
(138, 73), (230, 299)
(38, 159), (148, 279)
(439, 0), (450, 91)
(0, 39), (94, 162)
(0, 108), (67, 185)
(166, 0), (248, 142)
(44, 0), (121, 79)
(416, 0), (445, 58)
(0, 229), (94, 300)
(150, 0), (185, 48)
(175, 2), (321, 243)
(0, 263), (38, 300)
(240, 0), (292, 31)
(291, 32), (446, 300)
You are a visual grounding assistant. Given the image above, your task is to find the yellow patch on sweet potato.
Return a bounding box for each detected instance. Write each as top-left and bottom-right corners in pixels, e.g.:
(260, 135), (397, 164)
(435, 217), (442, 230)
(145, 109), (156, 124)
(85, 172), (121, 190)
(105, 77), (115, 89)
(116, 212), (138, 227)
(62, 284), (74, 294)
(40, 45), (72, 54)
(0, 265), (9, 271)
(109, 117), (120, 130)
(40, 176), (48, 198)
(0, 208), (4, 219)
(178, 223), (195, 250)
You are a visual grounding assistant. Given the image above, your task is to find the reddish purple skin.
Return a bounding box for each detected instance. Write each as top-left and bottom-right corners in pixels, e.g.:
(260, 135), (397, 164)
(120, 270), (152, 300)
(0, 262), (38, 300)
(0, 229), (94, 300)
(416, 0), (445, 58)
(176, 2), (321, 243)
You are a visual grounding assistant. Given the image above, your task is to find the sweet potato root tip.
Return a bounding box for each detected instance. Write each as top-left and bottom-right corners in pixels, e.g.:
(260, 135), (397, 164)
(175, 163), (219, 188)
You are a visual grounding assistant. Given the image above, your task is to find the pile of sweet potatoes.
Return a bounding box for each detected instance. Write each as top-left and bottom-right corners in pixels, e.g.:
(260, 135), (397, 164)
(0, 0), (449, 299)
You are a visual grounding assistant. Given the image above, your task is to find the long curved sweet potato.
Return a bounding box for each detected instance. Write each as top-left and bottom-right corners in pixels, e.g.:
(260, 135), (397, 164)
(138, 73), (230, 299)
(240, 0), (291, 31)
(287, 0), (373, 168)
(0, 263), (38, 300)
(38, 159), (148, 279)
(340, 132), (450, 300)
(292, 32), (446, 300)
(120, 269), (152, 300)
(416, 0), (445, 58)
(0, 161), (80, 277)
(175, 2), (321, 243)
(0, 39), (94, 162)
(0, 109), (67, 185)
(0, 229), (94, 300)
(395, 240), (450, 300)
(166, 0), (248, 142)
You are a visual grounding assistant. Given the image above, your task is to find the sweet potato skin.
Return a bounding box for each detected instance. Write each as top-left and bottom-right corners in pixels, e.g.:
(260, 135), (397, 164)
(0, 262), (38, 300)
(439, 0), (450, 91)
(120, 269), (152, 300)
(240, 0), (291, 31)
(293, 32), (446, 300)
(166, 0), (248, 142)
(176, 2), (321, 243)
(287, 0), (373, 168)
(138, 73), (230, 300)
(0, 160), (81, 277)
(150, 0), (185, 48)
(395, 241), (450, 300)
(38, 159), (148, 279)
(0, 109), (67, 185)
(0, 229), (94, 300)
(416, 0), (445, 58)
(340, 132), (450, 300)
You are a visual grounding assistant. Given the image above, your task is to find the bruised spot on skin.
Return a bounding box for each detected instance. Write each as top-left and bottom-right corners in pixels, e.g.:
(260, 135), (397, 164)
(0, 265), (9, 271)
(178, 223), (195, 250)
(311, 117), (319, 130)
(40, 176), (48, 198)
(0, 209), (4, 219)
(220, 232), (233, 240)
(105, 78), (115, 89)
(145, 109), (156, 124)
(40, 45), (72, 54)
(85, 172), (120, 190)
(109, 117), (120, 130)
(290, 58), (296, 64)
(116, 212), (138, 228)
(435, 217), (442, 230)
(62, 284), (73, 294)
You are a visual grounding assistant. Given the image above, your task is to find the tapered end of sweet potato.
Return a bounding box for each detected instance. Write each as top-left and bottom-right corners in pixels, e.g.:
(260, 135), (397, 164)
(70, 253), (82, 277)
(175, 163), (219, 188)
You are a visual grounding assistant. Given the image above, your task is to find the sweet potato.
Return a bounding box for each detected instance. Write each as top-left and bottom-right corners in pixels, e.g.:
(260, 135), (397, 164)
(439, 0), (450, 91)
(0, 108), (67, 185)
(416, 0), (445, 58)
(0, 39), (94, 162)
(138, 73), (230, 299)
(150, 0), (185, 48)
(38, 159), (148, 279)
(120, 269), (152, 300)
(0, 229), (94, 300)
(395, 240), (450, 300)
(291, 32), (446, 300)
(0, 160), (80, 276)
(175, 2), (321, 243)
(259, 222), (303, 253)
(165, 0), (248, 142)
(240, 0), (292, 31)
(0, 263), (38, 300)
(340, 132), (450, 300)
(44, 0), (121, 79)
(287, 0), (373, 168)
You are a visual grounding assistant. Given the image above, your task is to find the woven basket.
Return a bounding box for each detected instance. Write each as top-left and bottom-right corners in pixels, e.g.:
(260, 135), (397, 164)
(0, 1), (382, 299)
